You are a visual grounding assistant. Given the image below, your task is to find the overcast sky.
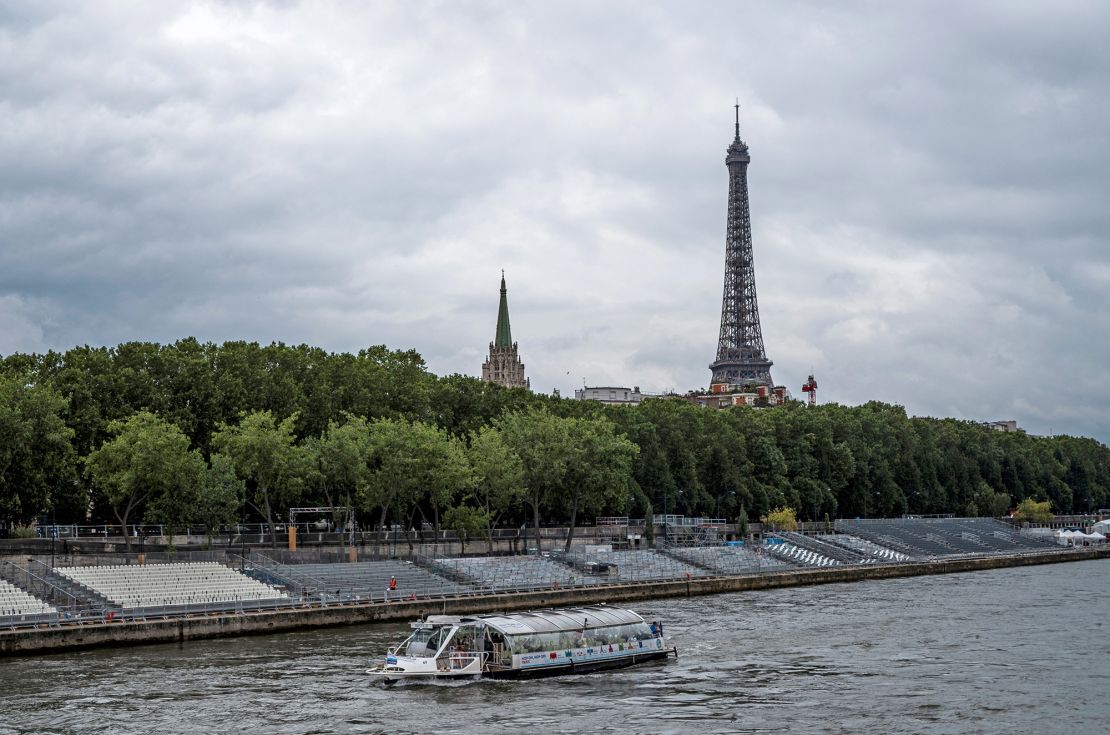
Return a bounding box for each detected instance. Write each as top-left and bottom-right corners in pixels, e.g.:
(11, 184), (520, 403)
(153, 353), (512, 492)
(2, 1), (1109, 442)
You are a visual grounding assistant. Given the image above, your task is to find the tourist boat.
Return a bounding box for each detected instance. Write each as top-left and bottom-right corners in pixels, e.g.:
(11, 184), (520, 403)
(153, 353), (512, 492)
(368, 605), (673, 682)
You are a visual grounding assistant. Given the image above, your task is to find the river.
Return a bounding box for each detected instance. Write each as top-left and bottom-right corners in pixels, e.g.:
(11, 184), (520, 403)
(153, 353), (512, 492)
(2, 559), (1108, 734)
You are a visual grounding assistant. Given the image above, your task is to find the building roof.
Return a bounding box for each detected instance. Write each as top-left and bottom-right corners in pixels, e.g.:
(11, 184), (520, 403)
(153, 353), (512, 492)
(582, 386), (638, 392)
(494, 272), (513, 348)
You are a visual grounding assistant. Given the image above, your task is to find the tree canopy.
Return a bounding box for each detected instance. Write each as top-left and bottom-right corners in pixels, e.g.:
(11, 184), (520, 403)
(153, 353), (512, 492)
(85, 411), (206, 550)
(3, 339), (1110, 535)
(211, 410), (308, 548)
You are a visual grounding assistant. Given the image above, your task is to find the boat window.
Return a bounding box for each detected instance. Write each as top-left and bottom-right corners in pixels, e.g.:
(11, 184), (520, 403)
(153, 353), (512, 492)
(502, 618), (646, 653)
(449, 627), (475, 653)
(404, 627), (446, 657)
(510, 632), (561, 654)
(507, 622), (657, 653)
(426, 626), (453, 656)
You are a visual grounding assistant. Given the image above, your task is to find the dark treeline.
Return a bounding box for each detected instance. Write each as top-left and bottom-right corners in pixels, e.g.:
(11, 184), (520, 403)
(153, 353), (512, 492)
(2, 339), (1109, 545)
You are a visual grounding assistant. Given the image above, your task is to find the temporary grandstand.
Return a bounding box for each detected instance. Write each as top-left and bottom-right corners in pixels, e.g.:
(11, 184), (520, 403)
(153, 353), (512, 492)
(54, 562), (289, 610)
(0, 516), (1080, 632)
(819, 533), (911, 562)
(835, 518), (1058, 558)
(763, 539), (842, 567)
(251, 559), (473, 600)
(428, 554), (606, 592)
(664, 545), (791, 575)
(563, 548), (711, 582)
(1, 579), (56, 617)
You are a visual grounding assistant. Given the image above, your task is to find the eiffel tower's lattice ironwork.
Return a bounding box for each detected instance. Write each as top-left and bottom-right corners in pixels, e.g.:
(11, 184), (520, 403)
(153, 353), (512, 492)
(709, 105), (774, 388)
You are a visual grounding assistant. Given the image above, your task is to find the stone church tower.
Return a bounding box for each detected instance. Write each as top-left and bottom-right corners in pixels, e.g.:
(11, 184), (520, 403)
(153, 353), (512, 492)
(481, 272), (529, 390)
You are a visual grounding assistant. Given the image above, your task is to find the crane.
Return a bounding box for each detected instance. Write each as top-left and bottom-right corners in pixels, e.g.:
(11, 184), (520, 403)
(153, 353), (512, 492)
(801, 374), (818, 407)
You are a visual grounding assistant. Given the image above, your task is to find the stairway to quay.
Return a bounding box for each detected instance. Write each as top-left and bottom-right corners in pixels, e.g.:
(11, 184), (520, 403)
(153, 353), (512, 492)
(2, 518), (1107, 656)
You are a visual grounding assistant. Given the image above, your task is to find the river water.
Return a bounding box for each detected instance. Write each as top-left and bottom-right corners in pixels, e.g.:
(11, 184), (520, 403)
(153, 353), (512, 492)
(2, 560), (1108, 735)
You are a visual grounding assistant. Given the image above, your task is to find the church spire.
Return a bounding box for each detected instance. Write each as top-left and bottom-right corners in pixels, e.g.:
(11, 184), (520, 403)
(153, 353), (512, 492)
(494, 270), (512, 348)
(482, 271), (529, 390)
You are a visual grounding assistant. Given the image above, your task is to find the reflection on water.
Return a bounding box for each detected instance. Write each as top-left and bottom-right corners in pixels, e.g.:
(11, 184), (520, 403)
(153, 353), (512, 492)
(2, 560), (1109, 734)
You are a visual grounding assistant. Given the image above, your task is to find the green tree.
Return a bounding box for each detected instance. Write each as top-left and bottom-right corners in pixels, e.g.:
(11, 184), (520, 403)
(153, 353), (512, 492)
(559, 416), (638, 552)
(306, 415), (374, 549)
(496, 408), (575, 552)
(0, 374), (78, 524)
(211, 411), (309, 549)
(85, 411), (206, 551)
(443, 504), (489, 554)
(466, 426), (527, 553)
(192, 453), (244, 548)
(361, 419), (473, 551)
(495, 409), (637, 552)
(1013, 498), (1053, 523)
(760, 506), (798, 532)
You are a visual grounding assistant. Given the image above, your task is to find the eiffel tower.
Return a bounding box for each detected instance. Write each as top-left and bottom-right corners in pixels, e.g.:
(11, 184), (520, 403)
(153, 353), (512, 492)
(709, 104), (774, 389)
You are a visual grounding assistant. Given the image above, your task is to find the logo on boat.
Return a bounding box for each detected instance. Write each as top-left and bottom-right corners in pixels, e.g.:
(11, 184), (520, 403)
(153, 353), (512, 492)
(386, 656), (397, 665)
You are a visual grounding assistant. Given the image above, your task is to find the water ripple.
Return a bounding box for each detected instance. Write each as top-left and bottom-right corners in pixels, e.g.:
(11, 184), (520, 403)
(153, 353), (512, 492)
(2, 560), (1109, 734)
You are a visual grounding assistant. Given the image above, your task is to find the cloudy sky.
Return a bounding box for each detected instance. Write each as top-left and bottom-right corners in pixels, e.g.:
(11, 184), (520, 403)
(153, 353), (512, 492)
(2, 1), (1108, 441)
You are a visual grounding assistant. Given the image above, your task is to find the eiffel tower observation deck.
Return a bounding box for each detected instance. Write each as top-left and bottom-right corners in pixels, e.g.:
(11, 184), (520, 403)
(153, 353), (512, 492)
(709, 105), (774, 389)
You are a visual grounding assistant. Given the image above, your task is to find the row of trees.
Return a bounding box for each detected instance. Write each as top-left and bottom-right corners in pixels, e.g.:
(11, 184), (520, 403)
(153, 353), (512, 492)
(81, 407), (635, 552)
(3, 340), (1110, 544)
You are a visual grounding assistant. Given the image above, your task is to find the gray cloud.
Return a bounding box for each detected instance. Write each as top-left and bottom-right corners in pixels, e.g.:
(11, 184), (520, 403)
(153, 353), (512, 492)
(1, 1), (1108, 441)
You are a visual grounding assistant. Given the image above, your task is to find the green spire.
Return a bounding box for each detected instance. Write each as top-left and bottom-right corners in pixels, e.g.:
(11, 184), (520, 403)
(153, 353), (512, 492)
(494, 270), (513, 348)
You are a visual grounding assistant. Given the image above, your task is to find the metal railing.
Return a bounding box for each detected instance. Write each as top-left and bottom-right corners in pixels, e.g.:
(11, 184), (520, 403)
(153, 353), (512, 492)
(238, 552), (319, 598)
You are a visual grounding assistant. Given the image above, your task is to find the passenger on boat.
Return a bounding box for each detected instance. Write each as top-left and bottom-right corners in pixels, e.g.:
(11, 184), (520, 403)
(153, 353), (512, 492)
(451, 640), (470, 670)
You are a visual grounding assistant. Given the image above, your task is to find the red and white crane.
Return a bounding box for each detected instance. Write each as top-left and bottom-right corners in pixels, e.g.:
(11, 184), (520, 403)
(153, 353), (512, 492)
(801, 374), (818, 407)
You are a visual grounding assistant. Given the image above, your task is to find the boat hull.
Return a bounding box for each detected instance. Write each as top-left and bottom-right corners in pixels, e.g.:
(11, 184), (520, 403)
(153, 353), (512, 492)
(485, 648), (670, 679)
(371, 648), (672, 683)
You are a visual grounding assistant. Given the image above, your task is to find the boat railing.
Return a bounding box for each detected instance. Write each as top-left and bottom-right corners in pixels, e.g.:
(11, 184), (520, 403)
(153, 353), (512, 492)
(443, 649), (488, 671)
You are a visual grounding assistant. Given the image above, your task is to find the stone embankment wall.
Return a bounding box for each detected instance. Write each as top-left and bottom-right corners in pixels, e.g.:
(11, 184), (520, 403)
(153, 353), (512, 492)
(3, 547), (1107, 656)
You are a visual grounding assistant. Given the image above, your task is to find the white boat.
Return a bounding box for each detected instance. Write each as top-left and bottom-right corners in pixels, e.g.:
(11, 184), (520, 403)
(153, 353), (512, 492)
(368, 605), (673, 682)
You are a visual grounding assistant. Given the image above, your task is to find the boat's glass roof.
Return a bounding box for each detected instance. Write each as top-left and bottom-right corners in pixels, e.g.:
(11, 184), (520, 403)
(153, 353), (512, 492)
(475, 606), (645, 635)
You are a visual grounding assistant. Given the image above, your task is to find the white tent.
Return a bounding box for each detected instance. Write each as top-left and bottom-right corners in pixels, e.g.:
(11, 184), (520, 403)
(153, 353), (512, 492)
(1056, 529), (1106, 546)
(1092, 519), (1110, 535)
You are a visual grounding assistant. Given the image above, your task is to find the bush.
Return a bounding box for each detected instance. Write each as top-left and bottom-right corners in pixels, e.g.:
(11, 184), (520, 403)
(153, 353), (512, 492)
(760, 506), (798, 532)
(10, 525), (37, 539)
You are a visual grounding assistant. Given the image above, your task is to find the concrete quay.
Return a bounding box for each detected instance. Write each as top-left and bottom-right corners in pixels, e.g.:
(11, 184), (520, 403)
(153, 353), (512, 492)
(3, 546), (1107, 656)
